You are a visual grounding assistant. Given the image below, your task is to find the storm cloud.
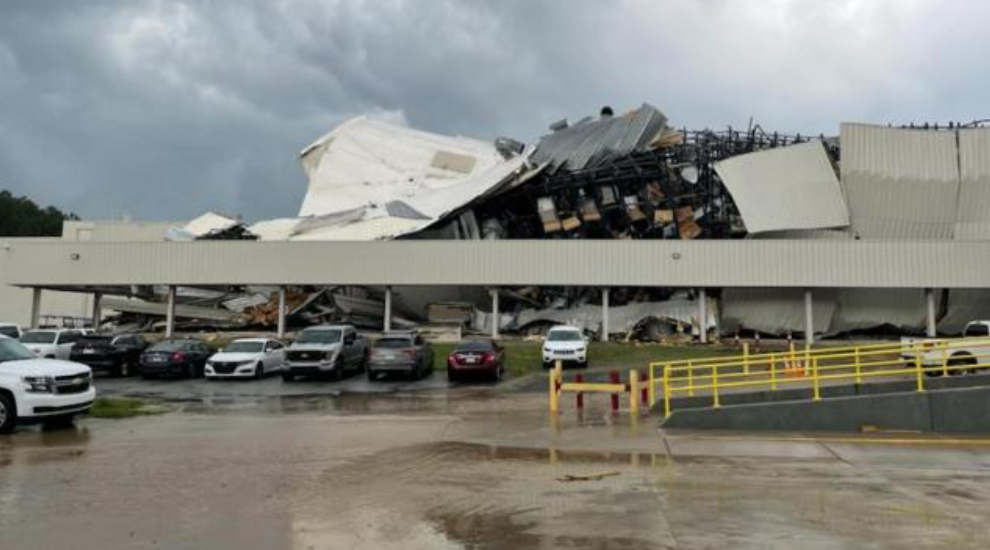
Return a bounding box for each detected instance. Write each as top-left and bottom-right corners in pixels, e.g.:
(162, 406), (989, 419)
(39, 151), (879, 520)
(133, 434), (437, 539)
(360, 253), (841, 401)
(0, 0), (987, 221)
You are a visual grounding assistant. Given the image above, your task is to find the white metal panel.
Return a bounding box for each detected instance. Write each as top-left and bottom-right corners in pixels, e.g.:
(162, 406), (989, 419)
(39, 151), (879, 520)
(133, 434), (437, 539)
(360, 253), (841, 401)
(956, 128), (990, 240)
(722, 288), (838, 336)
(3, 240), (990, 289)
(715, 142), (849, 234)
(298, 117), (504, 217)
(841, 123), (960, 240)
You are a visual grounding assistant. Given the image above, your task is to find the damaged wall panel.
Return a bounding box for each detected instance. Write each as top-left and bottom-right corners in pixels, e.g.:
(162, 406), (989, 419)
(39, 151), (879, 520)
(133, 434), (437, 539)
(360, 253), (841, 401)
(955, 128), (990, 240)
(840, 123), (960, 240)
(714, 141), (849, 234)
(721, 288), (838, 336)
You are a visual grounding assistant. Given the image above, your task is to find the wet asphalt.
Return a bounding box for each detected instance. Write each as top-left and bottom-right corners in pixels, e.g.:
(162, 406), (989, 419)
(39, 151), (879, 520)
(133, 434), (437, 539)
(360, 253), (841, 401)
(2, 372), (990, 549)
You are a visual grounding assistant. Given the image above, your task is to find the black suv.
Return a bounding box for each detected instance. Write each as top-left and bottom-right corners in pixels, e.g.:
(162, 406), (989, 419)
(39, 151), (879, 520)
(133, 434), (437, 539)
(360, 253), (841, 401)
(70, 334), (148, 377)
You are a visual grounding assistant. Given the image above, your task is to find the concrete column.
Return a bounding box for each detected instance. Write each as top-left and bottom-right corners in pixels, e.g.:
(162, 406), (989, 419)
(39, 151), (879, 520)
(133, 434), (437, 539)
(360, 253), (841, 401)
(926, 288), (938, 338)
(277, 287), (287, 339)
(383, 286), (393, 332)
(30, 288), (42, 329)
(602, 289), (610, 343)
(92, 292), (103, 330)
(698, 289), (708, 344)
(804, 289), (815, 345)
(165, 286), (177, 339)
(491, 289), (500, 340)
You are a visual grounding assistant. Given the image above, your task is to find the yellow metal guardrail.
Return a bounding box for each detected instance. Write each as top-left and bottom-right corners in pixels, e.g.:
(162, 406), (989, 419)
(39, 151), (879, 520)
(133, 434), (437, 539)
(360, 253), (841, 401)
(648, 338), (990, 417)
(549, 361), (644, 415)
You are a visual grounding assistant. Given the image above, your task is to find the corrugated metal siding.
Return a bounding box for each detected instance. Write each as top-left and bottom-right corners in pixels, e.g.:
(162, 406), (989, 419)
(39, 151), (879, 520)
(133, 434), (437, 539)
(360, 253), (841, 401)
(715, 142), (849, 234)
(2, 240), (990, 289)
(955, 128), (990, 240)
(841, 123), (960, 240)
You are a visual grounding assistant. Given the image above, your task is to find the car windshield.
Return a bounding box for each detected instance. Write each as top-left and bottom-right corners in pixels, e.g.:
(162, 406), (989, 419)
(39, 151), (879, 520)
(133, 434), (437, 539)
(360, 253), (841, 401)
(225, 342), (265, 353)
(0, 326), (18, 338)
(548, 330), (583, 342)
(0, 339), (35, 362)
(21, 331), (57, 344)
(375, 338), (414, 349)
(148, 341), (189, 352)
(456, 341), (494, 352)
(296, 330), (342, 344)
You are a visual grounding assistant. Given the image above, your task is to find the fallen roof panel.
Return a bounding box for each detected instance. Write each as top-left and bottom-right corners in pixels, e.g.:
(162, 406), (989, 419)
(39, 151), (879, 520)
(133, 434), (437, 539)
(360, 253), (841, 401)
(714, 141), (849, 234)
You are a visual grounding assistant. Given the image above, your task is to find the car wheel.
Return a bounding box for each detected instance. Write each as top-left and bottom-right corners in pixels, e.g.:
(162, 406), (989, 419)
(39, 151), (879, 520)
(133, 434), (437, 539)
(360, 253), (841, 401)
(950, 354), (978, 375)
(332, 357), (344, 380)
(0, 393), (17, 435)
(447, 370), (458, 384)
(282, 372), (295, 382)
(255, 362), (265, 380)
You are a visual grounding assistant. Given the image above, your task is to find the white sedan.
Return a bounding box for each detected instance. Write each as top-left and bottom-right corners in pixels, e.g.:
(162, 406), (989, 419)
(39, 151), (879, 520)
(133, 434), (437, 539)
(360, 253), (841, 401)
(205, 339), (286, 380)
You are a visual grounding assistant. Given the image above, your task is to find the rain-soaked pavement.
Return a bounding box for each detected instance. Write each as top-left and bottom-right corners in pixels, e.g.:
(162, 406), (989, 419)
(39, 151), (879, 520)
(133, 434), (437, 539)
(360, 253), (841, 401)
(3, 376), (990, 549)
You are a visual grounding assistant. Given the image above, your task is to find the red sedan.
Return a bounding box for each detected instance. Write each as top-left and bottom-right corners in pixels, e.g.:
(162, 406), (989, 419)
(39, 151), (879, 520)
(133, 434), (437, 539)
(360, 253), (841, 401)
(447, 340), (506, 383)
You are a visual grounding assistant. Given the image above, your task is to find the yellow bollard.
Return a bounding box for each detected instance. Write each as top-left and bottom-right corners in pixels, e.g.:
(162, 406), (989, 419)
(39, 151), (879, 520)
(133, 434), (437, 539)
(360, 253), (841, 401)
(549, 360), (563, 414)
(630, 370), (640, 416)
(812, 357), (821, 401)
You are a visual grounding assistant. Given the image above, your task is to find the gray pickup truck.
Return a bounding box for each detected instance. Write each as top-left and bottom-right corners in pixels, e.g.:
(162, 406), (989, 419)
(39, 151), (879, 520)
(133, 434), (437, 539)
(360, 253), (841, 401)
(283, 325), (368, 381)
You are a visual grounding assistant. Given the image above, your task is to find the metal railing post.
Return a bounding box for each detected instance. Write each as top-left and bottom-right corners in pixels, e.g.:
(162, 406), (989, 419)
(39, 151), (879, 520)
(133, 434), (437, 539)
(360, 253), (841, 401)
(812, 357), (821, 401)
(663, 365), (672, 417)
(915, 351), (926, 393)
(770, 354), (778, 391)
(687, 361), (695, 397)
(854, 347), (862, 384)
(941, 343), (949, 377)
(743, 342), (751, 376)
(630, 370), (640, 416)
(648, 364), (657, 408)
(549, 360), (563, 414)
(712, 365), (721, 408)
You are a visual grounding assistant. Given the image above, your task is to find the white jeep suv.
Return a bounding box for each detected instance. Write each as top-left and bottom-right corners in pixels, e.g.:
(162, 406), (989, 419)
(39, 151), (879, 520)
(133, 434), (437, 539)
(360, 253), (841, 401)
(542, 325), (589, 369)
(0, 336), (96, 434)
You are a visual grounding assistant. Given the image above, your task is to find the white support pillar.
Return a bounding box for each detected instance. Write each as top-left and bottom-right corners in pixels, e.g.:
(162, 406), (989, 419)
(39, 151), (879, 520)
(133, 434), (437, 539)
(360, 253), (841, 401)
(383, 286), (393, 332)
(92, 292), (103, 330)
(602, 289), (610, 343)
(698, 289), (708, 344)
(165, 286), (177, 339)
(491, 289), (500, 340)
(804, 289), (815, 346)
(277, 287), (287, 339)
(926, 288), (938, 338)
(30, 288), (42, 329)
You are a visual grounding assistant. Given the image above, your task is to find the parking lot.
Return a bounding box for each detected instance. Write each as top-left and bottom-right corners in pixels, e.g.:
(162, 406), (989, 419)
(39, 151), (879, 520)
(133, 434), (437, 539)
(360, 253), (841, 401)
(4, 372), (990, 549)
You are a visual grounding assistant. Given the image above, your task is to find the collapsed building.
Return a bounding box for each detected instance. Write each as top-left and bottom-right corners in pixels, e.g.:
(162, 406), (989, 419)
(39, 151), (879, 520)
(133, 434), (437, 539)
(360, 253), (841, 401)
(103, 105), (990, 339)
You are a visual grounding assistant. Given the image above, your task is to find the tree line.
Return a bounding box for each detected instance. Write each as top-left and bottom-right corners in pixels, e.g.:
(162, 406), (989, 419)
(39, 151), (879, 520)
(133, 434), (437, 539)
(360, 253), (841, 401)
(0, 190), (77, 236)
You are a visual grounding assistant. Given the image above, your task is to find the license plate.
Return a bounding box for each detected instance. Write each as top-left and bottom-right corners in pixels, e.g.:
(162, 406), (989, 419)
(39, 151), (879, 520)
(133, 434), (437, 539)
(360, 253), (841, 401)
(83, 349), (95, 355)
(464, 356), (479, 364)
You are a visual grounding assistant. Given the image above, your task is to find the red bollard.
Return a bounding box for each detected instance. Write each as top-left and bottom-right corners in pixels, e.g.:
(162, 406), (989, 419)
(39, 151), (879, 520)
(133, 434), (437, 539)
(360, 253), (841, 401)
(640, 371), (649, 406)
(575, 374), (585, 409)
(610, 370), (620, 412)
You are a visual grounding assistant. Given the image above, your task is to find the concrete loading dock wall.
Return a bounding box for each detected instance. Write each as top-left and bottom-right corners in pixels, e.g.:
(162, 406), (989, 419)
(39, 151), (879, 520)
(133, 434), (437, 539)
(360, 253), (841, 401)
(662, 380), (990, 434)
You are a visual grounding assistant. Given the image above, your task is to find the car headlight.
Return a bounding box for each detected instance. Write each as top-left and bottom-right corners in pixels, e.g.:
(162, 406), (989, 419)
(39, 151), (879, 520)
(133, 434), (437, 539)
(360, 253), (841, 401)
(237, 361), (255, 367)
(23, 376), (55, 393)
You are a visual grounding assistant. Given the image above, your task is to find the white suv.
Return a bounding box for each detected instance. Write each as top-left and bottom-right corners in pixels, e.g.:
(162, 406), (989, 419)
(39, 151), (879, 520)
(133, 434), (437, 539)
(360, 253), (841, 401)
(0, 336), (96, 434)
(20, 329), (84, 360)
(542, 326), (589, 369)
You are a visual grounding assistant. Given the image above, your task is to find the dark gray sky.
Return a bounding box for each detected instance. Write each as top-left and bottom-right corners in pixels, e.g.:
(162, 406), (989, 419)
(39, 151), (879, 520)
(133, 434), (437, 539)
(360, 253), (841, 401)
(1, 0), (986, 222)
